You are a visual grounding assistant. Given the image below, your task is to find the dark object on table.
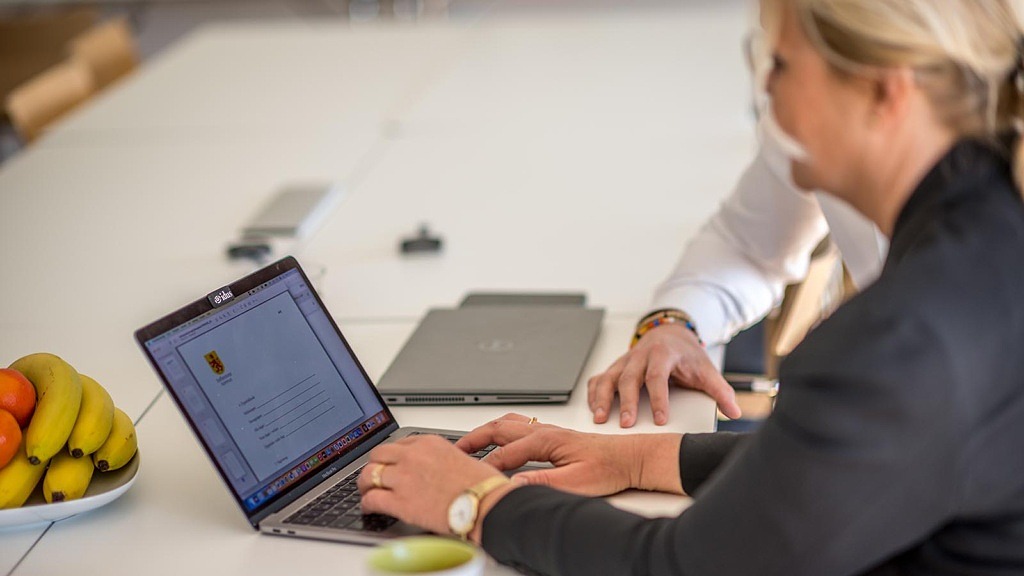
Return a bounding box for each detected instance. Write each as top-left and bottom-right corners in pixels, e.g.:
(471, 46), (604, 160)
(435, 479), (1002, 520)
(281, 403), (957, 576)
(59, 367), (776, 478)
(226, 240), (272, 264)
(400, 224), (443, 254)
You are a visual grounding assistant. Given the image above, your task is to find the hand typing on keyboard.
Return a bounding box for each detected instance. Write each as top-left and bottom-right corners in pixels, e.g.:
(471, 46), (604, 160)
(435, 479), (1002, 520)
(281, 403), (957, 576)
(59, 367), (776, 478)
(454, 412), (677, 497)
(356, 433), (515, 543)
(282, 434), (500, 534)
(282, 467), (398, 532)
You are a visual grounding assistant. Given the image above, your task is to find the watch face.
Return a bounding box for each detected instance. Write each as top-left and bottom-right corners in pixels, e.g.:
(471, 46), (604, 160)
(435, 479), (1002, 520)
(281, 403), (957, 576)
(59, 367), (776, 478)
(448, 494), (478, 535)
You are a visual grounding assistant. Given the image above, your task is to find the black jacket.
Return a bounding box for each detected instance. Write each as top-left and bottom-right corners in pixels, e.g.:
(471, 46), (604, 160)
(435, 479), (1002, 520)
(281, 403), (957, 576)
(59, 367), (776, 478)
(482, 139), (1024, 576)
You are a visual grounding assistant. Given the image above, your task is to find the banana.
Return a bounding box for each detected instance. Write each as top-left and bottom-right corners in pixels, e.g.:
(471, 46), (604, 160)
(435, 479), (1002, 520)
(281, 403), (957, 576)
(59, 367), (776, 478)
(93, 408), (137, 472)
(68, 374), (114, 458)
(43, 448), (95, 502)
(0, 439), (49, 509)
(8, 353), (83, 465)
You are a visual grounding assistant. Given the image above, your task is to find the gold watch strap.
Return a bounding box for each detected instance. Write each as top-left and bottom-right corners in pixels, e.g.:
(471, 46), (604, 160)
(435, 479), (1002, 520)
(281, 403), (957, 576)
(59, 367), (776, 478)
(469, 475), (511, 500)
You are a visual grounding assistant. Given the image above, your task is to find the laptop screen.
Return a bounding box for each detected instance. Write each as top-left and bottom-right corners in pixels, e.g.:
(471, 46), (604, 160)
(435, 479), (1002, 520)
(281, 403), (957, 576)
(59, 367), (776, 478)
(139, 261), (392, 516)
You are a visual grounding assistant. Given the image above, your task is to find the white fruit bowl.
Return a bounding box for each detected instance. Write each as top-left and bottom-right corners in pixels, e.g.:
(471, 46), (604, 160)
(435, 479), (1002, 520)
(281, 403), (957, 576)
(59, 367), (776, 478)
(0, 451), (139, 529)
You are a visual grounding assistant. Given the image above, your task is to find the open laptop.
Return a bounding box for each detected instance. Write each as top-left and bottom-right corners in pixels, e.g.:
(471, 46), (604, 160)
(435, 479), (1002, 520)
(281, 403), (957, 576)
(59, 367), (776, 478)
(377, 305), (604, 405)
(134, 256), (511, 545)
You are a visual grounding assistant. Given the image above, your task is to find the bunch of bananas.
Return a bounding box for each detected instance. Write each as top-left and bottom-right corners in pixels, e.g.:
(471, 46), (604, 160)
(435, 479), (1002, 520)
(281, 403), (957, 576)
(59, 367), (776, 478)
(0, 353), (138, 509)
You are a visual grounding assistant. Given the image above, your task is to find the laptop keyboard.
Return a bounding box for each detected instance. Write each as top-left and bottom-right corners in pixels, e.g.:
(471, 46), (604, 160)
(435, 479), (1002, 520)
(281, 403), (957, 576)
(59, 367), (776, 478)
(282, 434), (496, 532)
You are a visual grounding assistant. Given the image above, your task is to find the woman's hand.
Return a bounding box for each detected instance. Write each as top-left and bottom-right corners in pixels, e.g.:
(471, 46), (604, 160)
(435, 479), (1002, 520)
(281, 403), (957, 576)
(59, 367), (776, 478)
(357, 434), (513, 542)
(588, 324), (742, 427)
(457, 413), (684, 496)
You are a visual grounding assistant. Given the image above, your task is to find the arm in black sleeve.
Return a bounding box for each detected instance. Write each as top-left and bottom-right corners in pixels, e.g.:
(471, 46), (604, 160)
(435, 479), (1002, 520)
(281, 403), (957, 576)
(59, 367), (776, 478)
(678, 432), (748, 495)
(481, 304), (959, 576)
(482, 432), (747, 575)
(484, 485), (674, 576)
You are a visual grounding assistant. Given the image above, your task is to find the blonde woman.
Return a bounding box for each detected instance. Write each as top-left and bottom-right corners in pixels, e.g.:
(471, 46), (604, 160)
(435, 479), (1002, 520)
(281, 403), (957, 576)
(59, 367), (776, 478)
(358, 1), (1024, 573)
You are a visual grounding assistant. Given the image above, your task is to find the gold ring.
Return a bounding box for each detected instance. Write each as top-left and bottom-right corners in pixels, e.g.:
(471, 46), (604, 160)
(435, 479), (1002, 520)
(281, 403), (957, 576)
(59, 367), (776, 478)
(371, 463), (387, 489)
(528, 416), (538, 425)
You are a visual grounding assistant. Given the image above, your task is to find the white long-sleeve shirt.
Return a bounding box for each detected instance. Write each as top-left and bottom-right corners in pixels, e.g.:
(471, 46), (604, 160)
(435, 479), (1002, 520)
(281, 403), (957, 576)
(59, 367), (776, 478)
(651, 120), (889, 346)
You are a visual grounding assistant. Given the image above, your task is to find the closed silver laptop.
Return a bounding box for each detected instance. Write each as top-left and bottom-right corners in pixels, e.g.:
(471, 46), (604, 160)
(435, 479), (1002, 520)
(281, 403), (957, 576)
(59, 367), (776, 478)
(377, 306), (604, 405)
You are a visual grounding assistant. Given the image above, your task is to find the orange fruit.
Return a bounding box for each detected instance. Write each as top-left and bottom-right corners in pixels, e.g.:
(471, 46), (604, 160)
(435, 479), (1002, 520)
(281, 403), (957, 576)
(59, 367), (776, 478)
(0, 368), (36, 428)
(0, 409), (21, 469)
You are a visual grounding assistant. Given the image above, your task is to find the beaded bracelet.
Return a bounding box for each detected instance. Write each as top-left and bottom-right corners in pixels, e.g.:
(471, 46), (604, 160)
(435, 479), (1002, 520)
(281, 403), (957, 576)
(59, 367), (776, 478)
(631, 309), (704, 348)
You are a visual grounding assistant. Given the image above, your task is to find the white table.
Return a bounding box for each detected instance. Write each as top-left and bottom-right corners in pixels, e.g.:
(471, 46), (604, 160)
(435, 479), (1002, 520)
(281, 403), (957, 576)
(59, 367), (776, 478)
(1, 4), (754, 321)
(10, 319), (713, 576)
(0, 2), (752, 573)
(43, 22), (475, 142)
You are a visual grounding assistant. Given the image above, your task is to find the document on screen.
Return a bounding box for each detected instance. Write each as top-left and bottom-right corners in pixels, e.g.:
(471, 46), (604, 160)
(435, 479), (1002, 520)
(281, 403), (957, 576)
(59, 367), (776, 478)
(178, 291), (363, 481)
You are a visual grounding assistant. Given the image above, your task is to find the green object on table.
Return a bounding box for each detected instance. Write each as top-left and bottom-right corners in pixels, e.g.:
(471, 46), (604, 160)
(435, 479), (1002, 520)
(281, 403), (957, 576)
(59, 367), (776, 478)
(368, 536), (479, 574)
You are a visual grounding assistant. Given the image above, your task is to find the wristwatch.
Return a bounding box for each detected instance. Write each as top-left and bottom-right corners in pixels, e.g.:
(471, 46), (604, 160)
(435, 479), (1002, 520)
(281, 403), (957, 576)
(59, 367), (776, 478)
(447, 475), (511, 539)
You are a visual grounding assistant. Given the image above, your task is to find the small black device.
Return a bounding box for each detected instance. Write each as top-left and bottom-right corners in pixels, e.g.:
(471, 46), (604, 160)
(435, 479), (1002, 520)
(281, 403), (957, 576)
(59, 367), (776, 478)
(399, 224), (443, 254)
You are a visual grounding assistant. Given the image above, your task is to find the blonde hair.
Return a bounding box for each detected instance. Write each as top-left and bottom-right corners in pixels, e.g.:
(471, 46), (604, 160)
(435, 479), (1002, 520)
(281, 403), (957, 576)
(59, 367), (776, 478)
(771, 0), (1024, 197)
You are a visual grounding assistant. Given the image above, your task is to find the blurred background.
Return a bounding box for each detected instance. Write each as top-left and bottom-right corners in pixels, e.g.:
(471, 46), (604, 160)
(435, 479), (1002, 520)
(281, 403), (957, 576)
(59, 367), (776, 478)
(0, 0), (750, 163)
(0, 0), (764, 350)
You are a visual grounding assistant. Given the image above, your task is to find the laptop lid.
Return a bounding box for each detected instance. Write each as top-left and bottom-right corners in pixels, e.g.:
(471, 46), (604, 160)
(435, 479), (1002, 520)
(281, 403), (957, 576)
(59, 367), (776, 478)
(376, 306), (604, 404)
(135, 257), (399, 528)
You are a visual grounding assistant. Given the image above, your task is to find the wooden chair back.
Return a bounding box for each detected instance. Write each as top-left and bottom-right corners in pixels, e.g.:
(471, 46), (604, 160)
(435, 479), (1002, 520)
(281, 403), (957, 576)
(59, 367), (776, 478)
(4, 59), (96, 143)
(765, 238), (846, 376)
(68, 17), (139, 90)
(0, 7), (98, 108)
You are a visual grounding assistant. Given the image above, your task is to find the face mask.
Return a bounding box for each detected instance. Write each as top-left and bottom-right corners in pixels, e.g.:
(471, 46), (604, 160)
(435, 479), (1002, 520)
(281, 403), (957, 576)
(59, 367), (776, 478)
(756, 98), (812, 192)
(746, 27), (811, 189)
(760, 104), (809, 165)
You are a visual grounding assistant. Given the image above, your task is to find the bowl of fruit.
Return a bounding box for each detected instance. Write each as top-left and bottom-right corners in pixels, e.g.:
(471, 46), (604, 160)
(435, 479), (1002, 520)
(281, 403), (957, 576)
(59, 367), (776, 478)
(0, 353), (139, 528)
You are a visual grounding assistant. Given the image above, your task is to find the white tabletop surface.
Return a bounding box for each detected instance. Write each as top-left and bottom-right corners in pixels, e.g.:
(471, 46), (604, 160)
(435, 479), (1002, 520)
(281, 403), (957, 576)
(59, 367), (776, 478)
(8, 319), (712, 576)
(0, 10), (755, 322)
(0, 1), (753, 573)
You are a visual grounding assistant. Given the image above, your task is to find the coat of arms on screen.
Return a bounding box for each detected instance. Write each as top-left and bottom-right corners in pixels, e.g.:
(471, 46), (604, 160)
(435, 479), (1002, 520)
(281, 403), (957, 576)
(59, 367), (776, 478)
(205, 351), (225, 375)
